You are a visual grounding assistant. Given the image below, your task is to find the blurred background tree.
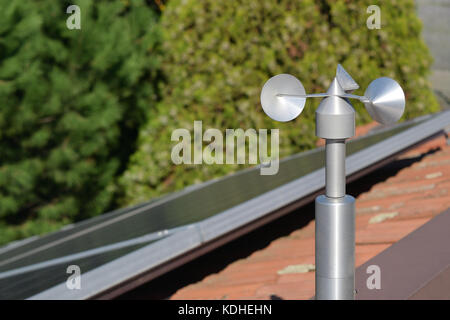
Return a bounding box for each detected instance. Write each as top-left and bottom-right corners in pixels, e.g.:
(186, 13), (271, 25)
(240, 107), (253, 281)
(0, 0), (161, 245)
(119, 0), (439, 206)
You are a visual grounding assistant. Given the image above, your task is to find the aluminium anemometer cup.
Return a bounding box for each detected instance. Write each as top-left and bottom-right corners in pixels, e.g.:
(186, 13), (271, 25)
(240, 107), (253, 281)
(363, 77), (406, 125)
(260, 74), (306, 122)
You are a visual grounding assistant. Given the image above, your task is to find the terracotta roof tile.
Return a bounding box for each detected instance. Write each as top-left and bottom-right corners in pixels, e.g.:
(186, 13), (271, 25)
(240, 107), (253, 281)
(170, 131), (450, 300)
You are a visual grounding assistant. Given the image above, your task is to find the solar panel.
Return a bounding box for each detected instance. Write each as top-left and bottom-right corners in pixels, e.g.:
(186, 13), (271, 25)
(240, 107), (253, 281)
(0, 242), (149, 300)
(0, 111), (446, 299)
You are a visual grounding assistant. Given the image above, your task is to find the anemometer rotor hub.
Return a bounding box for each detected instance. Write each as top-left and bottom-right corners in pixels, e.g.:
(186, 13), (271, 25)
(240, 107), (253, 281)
(316, 78), (355, 139)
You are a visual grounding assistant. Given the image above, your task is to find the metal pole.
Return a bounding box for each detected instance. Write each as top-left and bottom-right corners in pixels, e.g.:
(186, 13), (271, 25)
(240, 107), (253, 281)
(315, 78), (355, 300)
(325, 139), (346, 198)
(315, 141), (355, 300)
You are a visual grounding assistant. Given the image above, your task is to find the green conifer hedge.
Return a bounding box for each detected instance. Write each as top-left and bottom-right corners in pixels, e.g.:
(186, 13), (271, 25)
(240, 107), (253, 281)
(0, 0), (161, 244)
(120, 0), (439, 206)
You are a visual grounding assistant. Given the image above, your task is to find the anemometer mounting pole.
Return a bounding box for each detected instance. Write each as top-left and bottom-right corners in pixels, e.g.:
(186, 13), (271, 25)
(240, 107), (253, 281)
(315, 77), (356, 300)
(260, 64), (405, 300)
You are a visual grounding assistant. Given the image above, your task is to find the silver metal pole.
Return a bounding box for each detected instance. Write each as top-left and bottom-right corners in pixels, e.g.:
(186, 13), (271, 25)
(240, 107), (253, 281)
(315, 137), (355, 299)
(325, 139), (346, 198)
(315, 195), (355, 299)
(315, 78), (355, 300)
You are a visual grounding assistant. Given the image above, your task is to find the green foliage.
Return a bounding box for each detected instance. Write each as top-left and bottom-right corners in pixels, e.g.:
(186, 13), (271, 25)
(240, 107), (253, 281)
(0, 0), (161, 245)
(120, 0), (440, 205)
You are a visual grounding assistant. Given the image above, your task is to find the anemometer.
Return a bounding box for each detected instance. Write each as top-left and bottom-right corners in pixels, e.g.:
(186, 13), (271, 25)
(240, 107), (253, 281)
(260, 64), (405, 299)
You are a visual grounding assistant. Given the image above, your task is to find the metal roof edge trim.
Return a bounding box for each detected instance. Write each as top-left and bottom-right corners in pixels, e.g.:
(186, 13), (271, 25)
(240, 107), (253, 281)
(28, 110), (450, 300)
(28, 225), (203, 300)
(355, 207), (450, 299)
